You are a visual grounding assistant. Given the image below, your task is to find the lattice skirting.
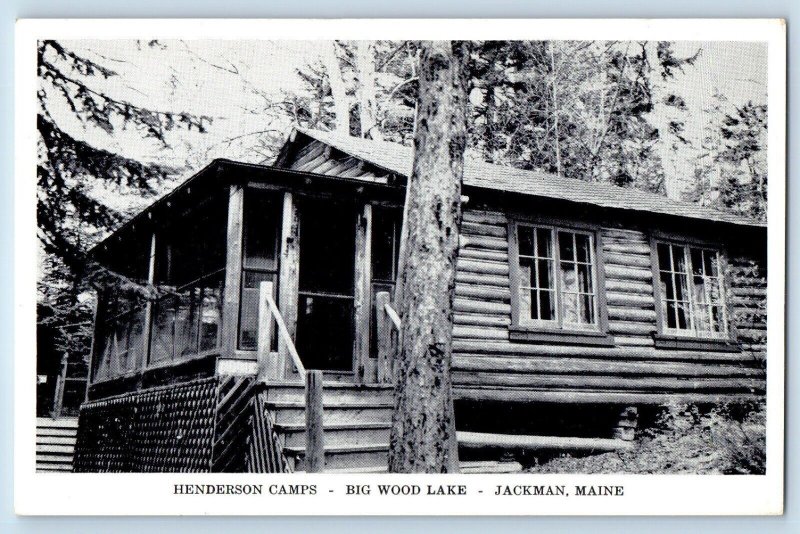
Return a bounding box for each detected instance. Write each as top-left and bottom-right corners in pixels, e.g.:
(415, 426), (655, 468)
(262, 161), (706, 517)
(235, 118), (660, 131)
(73, 376), (289, 473)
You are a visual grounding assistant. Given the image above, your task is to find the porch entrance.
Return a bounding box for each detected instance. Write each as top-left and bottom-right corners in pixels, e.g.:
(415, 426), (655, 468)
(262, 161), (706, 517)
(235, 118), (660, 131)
(295, 198), (357, 372)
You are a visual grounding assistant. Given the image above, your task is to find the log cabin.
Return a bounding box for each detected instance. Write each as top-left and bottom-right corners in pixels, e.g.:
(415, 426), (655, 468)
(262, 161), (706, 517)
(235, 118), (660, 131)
(72, 127), (767, 473)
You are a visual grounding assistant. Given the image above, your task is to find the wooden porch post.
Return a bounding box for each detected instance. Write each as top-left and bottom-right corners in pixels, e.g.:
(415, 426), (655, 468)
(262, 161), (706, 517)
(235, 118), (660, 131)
(305, 370), (325, 472)
(51, 352), (68, 418)
(278, 191), (300, 378)
(221, 185), (245, 359)
(84, 290), (103, 402)
(375, 291), (392, 384)
(140, 232), (157, 371)
(353, 203), (373, 383)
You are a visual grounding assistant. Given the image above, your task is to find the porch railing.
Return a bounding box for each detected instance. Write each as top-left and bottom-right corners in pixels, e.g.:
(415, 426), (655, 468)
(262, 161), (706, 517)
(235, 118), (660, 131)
(256, 281), (306, 381)
(375, 291), (402, 384)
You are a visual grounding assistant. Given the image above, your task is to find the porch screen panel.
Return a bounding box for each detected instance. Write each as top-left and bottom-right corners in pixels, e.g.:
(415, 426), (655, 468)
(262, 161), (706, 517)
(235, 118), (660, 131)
(149, 194), (227, 364)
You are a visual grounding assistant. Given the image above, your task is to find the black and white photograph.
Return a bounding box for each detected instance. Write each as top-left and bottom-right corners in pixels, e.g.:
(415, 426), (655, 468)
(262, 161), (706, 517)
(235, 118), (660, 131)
(15, 18), (786, 516)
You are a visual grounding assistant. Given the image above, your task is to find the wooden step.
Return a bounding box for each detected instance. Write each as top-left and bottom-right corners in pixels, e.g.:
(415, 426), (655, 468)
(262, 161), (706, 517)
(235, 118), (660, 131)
(36, 435), (75, 446)
(275, 422), (391, 448)
(263, 382), (393, 404)
(36, 428), (78, 438)
(287, 443), (389, 471)
(36, 417), (78, 429)
(36, 465), (73, 473)
(36, 444), (75, 455)
(266, 401), (393, 425)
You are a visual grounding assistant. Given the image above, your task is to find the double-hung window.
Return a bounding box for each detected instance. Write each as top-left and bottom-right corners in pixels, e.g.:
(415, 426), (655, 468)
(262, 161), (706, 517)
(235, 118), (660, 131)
(511, 223), (606, 339)
(654, 241), (729, 338)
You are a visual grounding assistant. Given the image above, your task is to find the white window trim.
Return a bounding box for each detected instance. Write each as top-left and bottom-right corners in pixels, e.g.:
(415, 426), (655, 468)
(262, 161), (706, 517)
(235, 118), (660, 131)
(514, 223), (600, 332)
(655, 241), (730, 339)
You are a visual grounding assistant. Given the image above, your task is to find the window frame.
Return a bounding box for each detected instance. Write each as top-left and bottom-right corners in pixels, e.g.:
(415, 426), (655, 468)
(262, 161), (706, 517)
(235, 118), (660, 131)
(649, 235), (740, 351)
(508, 218), (612, 346)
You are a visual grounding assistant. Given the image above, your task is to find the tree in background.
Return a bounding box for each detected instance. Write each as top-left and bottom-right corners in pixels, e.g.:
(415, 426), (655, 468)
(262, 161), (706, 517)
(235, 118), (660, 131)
(467, 41), (698, 194)
(36, 40), (209, 413)
(685, 93), (768, 222)
(280, 40), (419, 142)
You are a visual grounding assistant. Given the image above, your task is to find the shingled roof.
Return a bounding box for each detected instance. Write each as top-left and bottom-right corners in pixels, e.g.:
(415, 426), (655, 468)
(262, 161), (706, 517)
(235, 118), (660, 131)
(289, 127), (764, 228)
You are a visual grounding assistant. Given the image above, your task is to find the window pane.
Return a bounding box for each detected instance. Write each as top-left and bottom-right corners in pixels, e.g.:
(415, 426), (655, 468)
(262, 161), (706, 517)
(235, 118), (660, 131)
(562, 293), (578, 324)
(694, 304), (711, 332)
(657, 243), (672, 271)
(581, 294), (595, 324)
(518, 226), (535, 257)
(519, 256), (534, 288)
(575, 234), (592, 263)
(691, 248), (705, 276)
(666, 301), (677, 328)
(537, 259), (553, 289)
(577, 263), (593, 293)
(536, 228), (553, 258)
(693, 275), (707, 304)
(675, 302), (690, 330)
(707, 252), (719, 277)
(539, 290), (555, 321)
(674, 247), (689, 276)
(710, 306), (723, 333)
(519, 287), (533, 320)
(560, 261), (577, 293)
(660, 272), (675, 301)
(674, 267), (689, 302)
(559, 231), (575, 262)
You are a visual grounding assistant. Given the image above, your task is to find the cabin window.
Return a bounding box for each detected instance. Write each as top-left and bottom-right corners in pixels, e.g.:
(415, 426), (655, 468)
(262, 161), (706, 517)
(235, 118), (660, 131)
(238, 190), (281, 351)
(511, 223), (600, 332)
(655, 242), (728, 337)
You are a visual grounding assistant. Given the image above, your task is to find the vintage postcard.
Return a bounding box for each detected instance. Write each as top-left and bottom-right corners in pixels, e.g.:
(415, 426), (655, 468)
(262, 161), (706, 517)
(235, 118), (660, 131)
(14, 19), (786, 515)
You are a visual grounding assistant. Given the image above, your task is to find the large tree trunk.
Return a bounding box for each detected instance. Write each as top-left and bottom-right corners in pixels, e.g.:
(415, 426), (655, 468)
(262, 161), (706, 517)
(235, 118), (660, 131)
(388, 41), (468, 473)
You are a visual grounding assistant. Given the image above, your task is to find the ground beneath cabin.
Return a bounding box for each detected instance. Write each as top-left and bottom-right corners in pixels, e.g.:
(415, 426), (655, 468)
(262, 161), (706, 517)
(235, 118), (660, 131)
(524, 403), (766, 475)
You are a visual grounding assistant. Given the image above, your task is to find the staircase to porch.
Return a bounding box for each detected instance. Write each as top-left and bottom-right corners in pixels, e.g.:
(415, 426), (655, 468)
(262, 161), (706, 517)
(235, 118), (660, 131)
(260, 380), (524, 473)
(263, 381), (394, 472)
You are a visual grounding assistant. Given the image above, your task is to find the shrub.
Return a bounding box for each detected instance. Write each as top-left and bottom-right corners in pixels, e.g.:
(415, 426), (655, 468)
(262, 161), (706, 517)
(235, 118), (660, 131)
(525, 401), (766, 474)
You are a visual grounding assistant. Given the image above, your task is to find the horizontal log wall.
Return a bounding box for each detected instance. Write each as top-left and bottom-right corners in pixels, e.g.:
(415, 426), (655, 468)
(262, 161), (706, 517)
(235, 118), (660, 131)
(452, 208), (766, 405)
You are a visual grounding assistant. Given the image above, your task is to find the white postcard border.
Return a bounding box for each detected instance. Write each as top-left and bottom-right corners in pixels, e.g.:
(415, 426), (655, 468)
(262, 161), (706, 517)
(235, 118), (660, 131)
(14, 18), (786, 516)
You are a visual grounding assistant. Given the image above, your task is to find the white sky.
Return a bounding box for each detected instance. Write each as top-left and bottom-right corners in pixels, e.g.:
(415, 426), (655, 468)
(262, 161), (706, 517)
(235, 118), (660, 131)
(51, 39), (768, 207)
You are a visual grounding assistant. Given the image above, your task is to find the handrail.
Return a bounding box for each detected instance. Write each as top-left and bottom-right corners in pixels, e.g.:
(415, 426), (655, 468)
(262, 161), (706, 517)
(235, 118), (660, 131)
(265, 291), (307, 378)
(375, 292), (401, 384)
(384, 302), (402, 330)
(257, 281), (306, 380)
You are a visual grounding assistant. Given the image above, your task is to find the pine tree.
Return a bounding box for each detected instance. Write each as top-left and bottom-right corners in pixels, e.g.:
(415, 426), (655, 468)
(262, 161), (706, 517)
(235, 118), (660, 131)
(36, 40), (209, 412)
